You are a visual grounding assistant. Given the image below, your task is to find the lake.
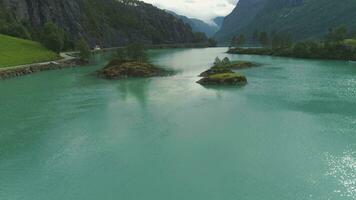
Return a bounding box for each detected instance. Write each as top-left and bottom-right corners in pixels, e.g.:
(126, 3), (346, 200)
(0, 48), (355, 200)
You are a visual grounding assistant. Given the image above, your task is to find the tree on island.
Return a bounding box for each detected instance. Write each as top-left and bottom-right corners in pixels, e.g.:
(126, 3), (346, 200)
(114, 43), (148, 62)
(127, 43), (148, 62)
(214, 57), (222, 66)
(213, 57), (230, 67)
(222, 57), (231, 65)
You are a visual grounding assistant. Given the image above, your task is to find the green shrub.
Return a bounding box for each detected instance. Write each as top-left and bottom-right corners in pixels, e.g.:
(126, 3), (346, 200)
(76, 38), (91, 61)
(41, 22), (65, 53)
(113, 43), (148, 62)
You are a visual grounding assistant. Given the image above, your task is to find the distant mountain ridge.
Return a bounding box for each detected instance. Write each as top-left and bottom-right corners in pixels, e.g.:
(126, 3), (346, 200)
(0, 0), (196, 47)
(215, 0), (356, 42)
(166, 11), (221, 37)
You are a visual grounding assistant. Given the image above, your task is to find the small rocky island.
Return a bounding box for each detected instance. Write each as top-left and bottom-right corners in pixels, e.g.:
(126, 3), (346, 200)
(98, 44), (172, 79)
(98, 59), (171, 79)
(197, 57), (256, 86)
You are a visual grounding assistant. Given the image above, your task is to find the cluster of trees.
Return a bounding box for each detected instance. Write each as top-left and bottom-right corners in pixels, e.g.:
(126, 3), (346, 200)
(230, 26), (356, 60)
(288, 27), (355, 60)
(230, 35), (246, 47)
(230, 30), (292, 49)
(39, 22), (91, 60)
(41, 22), (68, 53)
(0, 6), (75, 53)
(0, 8), (31, 39)
(193, 32), (217, 47)
(214, 57), (231, 67)
(114, 43), (148, 62)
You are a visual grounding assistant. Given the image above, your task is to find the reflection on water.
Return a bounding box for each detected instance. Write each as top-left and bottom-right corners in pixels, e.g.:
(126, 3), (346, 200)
(116, 79), (151, 108)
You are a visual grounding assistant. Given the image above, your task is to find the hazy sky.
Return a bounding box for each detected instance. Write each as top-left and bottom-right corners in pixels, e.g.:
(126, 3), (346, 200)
(142, 0), (238, 22)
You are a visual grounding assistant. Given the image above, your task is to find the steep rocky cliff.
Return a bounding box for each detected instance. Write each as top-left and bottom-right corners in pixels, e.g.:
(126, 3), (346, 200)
(215, 0), (356, 42)
(0, 0), (195, 47)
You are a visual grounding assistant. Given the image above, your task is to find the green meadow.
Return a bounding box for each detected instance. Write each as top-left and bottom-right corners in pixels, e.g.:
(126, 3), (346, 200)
(0, 34), (59, 68)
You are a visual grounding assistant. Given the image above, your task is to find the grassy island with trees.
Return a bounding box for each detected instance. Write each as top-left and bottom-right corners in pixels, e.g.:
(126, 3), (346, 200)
(227, 26), (356, 61)
(97, 44), (173, 80)
(197, 57), (251, 86)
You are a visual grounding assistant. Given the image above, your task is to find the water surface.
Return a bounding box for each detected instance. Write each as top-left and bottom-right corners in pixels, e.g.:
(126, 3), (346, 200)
(0, 48), (355, 200)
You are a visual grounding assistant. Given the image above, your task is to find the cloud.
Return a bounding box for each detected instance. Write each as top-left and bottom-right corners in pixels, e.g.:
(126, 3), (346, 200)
(141, 0), (238, 22)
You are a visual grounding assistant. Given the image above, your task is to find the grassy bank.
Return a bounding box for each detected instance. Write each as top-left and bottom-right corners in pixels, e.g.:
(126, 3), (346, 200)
(0, 34), (59, 68)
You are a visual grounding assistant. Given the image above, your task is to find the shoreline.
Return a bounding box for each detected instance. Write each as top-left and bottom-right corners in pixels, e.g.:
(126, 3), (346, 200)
(0, 43), (215, 80)
(227, 48), (356, 62)
(0, 53), (85, 80)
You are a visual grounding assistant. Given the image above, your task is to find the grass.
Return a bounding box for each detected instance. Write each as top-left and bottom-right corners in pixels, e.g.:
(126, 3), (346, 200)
(344, 39), (356, 47)
(0, 34), (60, 68)
(208, 72), (244, 79)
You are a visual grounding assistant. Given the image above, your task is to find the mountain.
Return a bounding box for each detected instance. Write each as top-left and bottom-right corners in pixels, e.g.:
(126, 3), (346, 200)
(167, 11), (219, 37)
(0, 0), (196, 47)
(213, 17), (224, 29)
(215, 0), (356, 42)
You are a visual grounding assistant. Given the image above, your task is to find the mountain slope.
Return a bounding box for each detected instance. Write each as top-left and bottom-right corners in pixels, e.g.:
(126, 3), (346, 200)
(0, 0), (195, 47)
(215, 0), (356, 42)
(167, 11), (219, 37)
(0, 34), (58, 68)
(213, 17), (224, 29)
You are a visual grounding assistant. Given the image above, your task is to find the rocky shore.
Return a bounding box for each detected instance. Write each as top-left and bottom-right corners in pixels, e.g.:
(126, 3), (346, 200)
(0, 59), (87, 80)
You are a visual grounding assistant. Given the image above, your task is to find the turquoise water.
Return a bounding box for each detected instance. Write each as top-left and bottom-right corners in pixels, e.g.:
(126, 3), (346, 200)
(0, 48), (355, 200)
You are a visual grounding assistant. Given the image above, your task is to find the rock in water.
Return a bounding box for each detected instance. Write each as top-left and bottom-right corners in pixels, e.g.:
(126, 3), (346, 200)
(97, 60), (171, 80)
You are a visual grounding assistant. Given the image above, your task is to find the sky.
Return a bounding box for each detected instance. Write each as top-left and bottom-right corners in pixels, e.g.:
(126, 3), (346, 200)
(142, 0), (238, 23)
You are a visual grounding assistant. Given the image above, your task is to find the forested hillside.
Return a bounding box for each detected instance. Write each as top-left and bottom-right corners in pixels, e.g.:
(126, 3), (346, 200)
(215, 0), (356, 42)
(0, 0), (196, 48)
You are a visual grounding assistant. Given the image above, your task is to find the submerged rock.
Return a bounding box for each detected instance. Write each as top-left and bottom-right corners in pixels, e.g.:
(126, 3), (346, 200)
(97, 59), (172, 79)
